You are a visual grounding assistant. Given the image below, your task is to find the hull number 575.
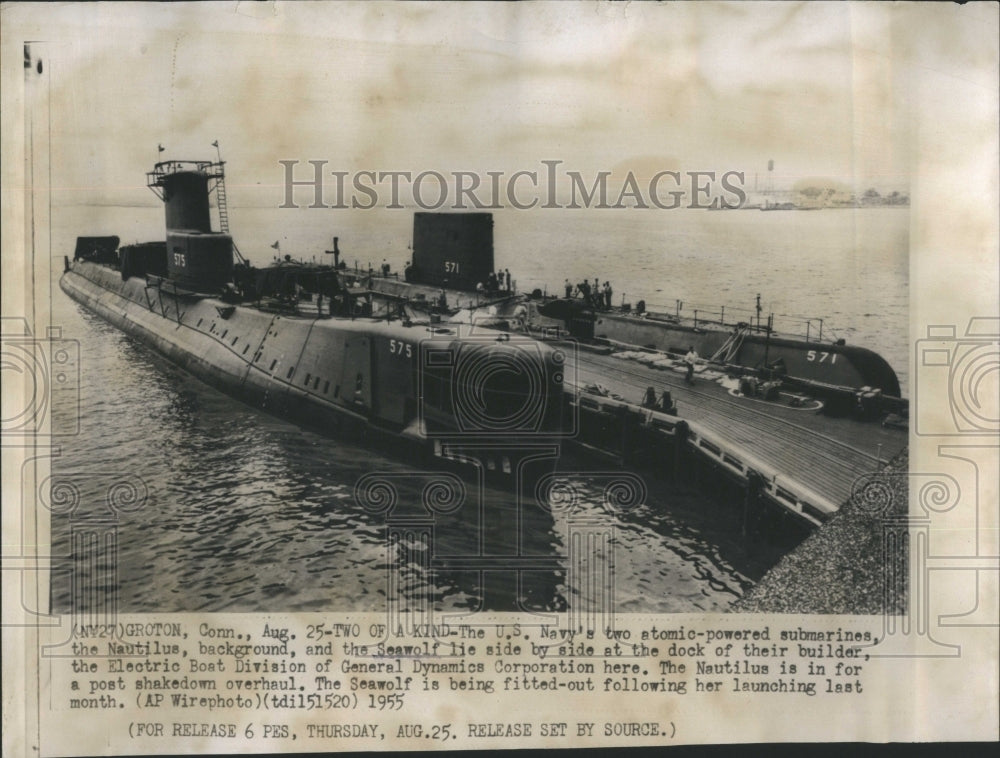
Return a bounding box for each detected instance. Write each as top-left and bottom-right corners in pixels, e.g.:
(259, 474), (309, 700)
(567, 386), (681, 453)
(389, 339), (412, 358)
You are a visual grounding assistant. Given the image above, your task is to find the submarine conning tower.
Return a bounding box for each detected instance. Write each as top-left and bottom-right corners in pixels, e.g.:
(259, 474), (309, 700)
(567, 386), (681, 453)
(147, 160), (233, 292)
(408, 212), (494, 291)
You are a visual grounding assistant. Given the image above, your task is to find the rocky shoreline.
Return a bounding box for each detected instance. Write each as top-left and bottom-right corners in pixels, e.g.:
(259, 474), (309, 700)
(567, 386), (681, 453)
(735, 448), (909, 615)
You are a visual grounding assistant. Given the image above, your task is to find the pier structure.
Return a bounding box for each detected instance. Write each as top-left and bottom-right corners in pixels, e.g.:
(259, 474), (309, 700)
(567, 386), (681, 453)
(560, 346), (907, 527)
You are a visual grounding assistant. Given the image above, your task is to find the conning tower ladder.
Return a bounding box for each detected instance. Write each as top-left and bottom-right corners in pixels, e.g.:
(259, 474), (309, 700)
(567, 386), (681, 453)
(215, 170), (231, 234)
(211, 155), (246, 264)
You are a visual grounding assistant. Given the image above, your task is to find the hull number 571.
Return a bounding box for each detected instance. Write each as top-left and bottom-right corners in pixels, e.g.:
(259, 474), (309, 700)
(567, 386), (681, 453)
(806, 350), (836, 363)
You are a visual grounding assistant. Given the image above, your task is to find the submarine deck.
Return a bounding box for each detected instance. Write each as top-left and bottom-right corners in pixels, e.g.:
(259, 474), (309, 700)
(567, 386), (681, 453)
(566, 347), (907, 517)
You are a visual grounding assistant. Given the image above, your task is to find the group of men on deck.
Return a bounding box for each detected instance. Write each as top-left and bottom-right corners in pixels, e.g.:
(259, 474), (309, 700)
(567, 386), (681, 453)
(476, 269), (513, 298)
(565, 277), (614, 310)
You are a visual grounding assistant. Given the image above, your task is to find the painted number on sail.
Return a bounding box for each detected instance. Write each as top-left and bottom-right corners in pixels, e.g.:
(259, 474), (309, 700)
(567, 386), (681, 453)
(444, 261), (460, 274)
(173, 253), (187, 267)
(389, 339), (412, 358)
(806, 350), (836, 364)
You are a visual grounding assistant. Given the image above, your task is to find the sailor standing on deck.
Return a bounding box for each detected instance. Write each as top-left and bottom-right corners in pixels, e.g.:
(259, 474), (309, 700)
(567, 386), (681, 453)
(684, 346), (699, 384)
(513, 302), (528, 331)
(642, 386), (658, 409)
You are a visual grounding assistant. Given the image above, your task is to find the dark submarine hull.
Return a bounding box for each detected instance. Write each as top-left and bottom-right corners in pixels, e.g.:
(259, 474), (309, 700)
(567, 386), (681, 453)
(59, 260), (565, 488)
(593, 311), (901, 397)
(533, 298), (901, 398)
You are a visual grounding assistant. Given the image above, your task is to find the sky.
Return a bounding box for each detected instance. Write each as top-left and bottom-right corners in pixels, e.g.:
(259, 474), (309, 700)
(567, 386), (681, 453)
(4, 0), (974, 209)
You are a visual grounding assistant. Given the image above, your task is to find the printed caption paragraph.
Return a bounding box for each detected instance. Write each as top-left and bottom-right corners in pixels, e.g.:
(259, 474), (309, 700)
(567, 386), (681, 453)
(47, 615), (877, 749)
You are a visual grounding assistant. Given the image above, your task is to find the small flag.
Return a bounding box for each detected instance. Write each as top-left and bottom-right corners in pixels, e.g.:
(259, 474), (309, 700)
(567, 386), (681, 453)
(212, 140), (219, 148)
(158, 144), (165, 153)
(271, 240), (280, 250)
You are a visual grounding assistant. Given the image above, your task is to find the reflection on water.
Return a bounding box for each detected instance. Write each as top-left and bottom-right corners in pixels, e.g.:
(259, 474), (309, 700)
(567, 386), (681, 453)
(50, 301), (774, 614)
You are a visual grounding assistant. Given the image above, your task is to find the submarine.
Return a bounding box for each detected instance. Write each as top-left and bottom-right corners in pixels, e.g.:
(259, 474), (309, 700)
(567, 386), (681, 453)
(60, 158), (569, 485)
(534, 296), (902, 400)
(336, 203), (902, 405)
(357, 237), (903, 408)
(353, 261), (904, 418)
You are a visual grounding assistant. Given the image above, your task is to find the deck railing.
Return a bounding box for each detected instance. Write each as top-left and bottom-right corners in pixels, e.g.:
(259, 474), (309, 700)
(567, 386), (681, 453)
(620, 295), (827, 342)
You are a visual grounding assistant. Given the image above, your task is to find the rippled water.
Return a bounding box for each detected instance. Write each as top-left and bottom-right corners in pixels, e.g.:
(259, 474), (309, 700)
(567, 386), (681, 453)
(49, 204), (906, 613)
